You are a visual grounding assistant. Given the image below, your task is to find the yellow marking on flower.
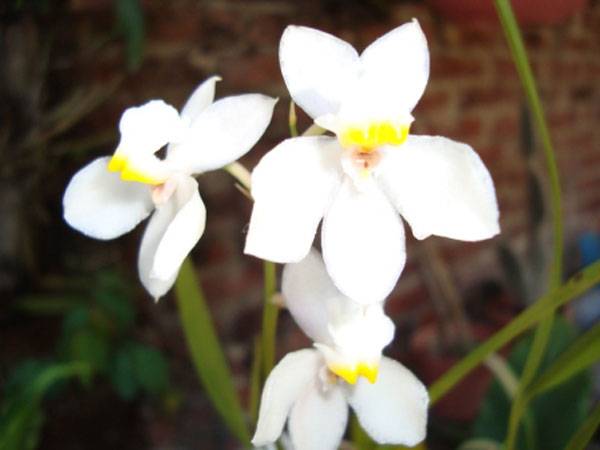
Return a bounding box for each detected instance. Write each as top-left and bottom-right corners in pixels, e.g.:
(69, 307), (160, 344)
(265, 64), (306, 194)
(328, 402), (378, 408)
(357, 361), (379, 384)
(329, 361), (379, 385)
(108, 153), (127, 172)
(107, 153), (165, 185)
(330, 364), (359, 385)
(339, 122), (410, 150)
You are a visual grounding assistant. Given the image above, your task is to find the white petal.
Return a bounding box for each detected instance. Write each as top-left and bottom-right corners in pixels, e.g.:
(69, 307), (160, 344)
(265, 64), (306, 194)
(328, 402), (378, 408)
(328, 303), (395, 365)
(322, 178), (405, 304)
(280, 25), (360, 119)
(377, 135), (500, 241)
(289, 381), (348, 450)
(282, 248), (347, 345)
(167, 94), (277, 174)
(245, 136), (343, 263)
(138, 176), (206, 300)
(179, 76), (221, 122)
(347, 357), (429, 446)
(358, 19), (429, 115)
(119, 100), (185, 153)
(252, 349), (321, 447)
(63, 157), (153, 240)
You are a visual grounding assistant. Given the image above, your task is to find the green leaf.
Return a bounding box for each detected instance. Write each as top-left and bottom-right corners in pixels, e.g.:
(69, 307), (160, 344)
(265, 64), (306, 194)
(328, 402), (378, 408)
(564, 402), (600, 450)
(458, 439), (502, 450)
(473, 317), (591, 450)
(429, 260), (600, 404)
(130, 343), (169, 395)
(174, 258), (251, 445)
(109, 347), (139, 400)
(493, 2), (564, 447)
(14, 294), (83, 315)
(0, 361), (89, 450)
(114, 0), (145, 71)
(62, 306), (90, 336)
(530, 320), (600, 396)
(66, 329), (109, 374)
(95, 290), (135, 333)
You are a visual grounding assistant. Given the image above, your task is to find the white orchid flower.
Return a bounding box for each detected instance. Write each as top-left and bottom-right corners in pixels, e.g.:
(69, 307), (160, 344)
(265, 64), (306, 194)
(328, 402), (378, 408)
(252, 350), (428, 450)
(253, 249), (428, 449)
(245, 20), (500, 305)
(283, 248), (395, 384)
(63, 77), (276, 300)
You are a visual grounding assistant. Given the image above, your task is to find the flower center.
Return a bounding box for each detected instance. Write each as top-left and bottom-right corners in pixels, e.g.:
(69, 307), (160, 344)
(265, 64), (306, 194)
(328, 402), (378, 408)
(339, 121), (410, 150)
(329, 361), (379, 385)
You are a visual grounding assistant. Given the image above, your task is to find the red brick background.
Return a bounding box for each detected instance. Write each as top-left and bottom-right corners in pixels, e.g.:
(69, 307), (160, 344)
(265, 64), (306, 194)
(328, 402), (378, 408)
(5, 0), (600, 447)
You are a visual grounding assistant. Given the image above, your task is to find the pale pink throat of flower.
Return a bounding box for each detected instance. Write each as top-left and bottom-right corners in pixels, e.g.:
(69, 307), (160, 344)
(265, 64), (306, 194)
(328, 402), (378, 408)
(339, 121), (411, 178)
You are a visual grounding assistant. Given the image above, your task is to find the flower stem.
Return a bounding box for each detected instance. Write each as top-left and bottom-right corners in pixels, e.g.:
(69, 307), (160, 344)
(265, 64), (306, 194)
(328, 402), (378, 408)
(261, 260), (279, 377)
(289, 101), (299, 137)
(493, 1), (564, 447)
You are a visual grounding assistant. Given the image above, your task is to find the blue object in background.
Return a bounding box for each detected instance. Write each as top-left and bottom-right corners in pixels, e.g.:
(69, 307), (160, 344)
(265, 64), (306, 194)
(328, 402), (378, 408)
(574, 232), (600, 330)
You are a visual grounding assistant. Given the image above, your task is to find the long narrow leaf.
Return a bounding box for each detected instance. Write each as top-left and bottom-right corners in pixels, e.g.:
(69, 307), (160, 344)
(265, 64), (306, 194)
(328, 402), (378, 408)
(429, 260), (600, 403)
(529, 321), (600, 397)
(564, 402), (600, 450)
(493, 1), (564, 447)
(174, 258), (250, 445)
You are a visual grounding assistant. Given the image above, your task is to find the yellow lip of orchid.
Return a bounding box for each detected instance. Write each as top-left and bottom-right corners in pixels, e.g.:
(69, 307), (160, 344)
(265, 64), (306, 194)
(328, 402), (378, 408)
(339, 122), (411, 151)
(329, 360), (379, 385)
(108, 151), (167, 186)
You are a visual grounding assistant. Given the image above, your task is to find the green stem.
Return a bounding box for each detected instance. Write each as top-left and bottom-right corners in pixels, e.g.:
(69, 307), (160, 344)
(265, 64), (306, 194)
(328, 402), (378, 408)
(289, 101), (299, 137)
(429, 260), (600, 404)
(494, 1), (563, 447)
(249, 337), (262, 425)
(224, 161), (252, 193)
(174, 258), (251, 445)
(261, 260), (279, 377)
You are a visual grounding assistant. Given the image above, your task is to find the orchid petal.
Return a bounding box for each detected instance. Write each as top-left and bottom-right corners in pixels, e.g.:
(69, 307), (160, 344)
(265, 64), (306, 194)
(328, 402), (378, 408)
(245, 136), (343, 263)
(167, 94), (277, 174)
(357, 19), (429, 116)
(63, 157), (153, 240)
(138, 175), (206, 300)
(179, 76), (221, 122)
(289, 380), (348, 450)
(252, 349), (321, 447)
(377, 135), (500, 241)
(280, 25), (359, 119)
(322, 178), (405, 304)
(347, 357), (429, 446)
(282, 248), (347, 345)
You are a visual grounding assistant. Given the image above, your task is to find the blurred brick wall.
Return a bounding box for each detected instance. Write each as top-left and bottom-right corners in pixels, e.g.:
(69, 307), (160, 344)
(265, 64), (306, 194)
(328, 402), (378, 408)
(63, 0), (600, 408)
